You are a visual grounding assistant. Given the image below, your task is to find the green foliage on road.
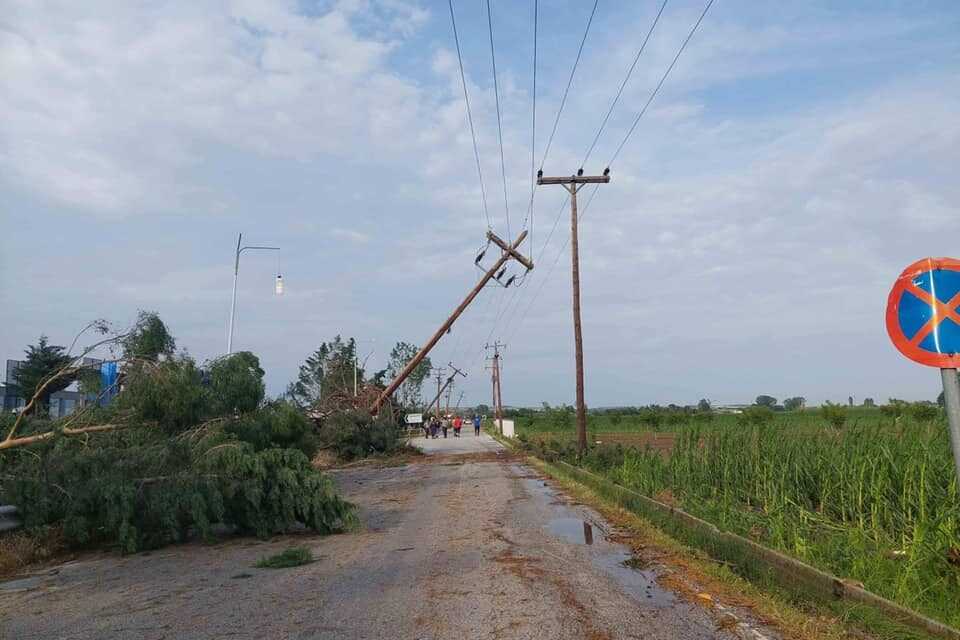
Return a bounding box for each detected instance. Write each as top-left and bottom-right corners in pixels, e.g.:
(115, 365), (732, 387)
(255, 546), (313, 568)
(319, 410), (408, 460)
(0, 322), (355, 555)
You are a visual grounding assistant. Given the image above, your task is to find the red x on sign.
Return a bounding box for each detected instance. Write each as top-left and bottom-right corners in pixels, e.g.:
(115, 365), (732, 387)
(885, 257), (960, 368)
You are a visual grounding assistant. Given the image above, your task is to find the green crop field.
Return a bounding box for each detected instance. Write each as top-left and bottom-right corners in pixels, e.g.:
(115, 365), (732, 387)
(513, 406), (960, 629)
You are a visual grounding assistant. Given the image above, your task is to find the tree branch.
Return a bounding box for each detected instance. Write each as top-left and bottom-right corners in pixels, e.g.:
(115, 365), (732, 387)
(0, 424), (129, 450)
(5, 331), (129, 444)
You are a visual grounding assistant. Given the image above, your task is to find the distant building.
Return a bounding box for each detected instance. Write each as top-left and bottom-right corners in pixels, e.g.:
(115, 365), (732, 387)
(2, 358), (99, 417)
(714, 404), (751, 415)
(0, 382), (26, 412)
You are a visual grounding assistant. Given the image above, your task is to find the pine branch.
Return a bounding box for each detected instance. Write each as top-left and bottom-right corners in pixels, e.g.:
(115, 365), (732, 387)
(5, 331), (129, 444)
(0, 424), (129, 450)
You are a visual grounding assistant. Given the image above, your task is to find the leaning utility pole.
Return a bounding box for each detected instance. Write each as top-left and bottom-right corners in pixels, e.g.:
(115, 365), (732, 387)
(370, 230), (533, 413)
(537, 169), (611, 453)
(425, 364), (465, 419)
(485, 342), (505, 433)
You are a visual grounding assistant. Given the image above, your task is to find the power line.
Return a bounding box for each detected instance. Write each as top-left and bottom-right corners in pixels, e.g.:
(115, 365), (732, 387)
(502, 0), (671, 325)
(580, 0), (670, 167)
(538, 0), (599, 171)
(486, 0), (511, 240)
(608, 0), (715, 166)
(499, 0), (598, 323)
(529, 0), (538, 256)
(506, 0), (716, 343)
(448, 0), (492, 230)
(505, 190), (593, 346)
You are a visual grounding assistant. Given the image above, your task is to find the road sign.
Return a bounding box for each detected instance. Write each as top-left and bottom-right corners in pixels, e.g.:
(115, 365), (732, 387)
(886, 256), (960, 490)
(885, 257), (960, 368)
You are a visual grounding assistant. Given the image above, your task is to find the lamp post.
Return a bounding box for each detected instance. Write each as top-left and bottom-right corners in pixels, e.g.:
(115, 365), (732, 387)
(227, 233), (282, 355)
(354, 339), (375, 396)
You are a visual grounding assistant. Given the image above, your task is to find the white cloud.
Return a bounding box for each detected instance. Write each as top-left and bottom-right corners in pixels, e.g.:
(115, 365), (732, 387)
(0, 0), (432, 216)
(2, 0), (958, 407)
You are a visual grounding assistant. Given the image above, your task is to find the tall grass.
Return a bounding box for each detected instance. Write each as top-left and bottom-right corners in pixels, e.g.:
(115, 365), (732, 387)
(524, 412), (960, 628)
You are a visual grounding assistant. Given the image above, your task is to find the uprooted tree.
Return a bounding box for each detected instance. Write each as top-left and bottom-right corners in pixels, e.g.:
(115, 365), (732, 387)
(287, 335), (358, 409)
(285, 337), (414, 459)
(0, 315), (355, 555)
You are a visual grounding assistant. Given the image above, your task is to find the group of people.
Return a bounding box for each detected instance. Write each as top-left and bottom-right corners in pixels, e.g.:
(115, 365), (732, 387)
(423, 414), (482, 439)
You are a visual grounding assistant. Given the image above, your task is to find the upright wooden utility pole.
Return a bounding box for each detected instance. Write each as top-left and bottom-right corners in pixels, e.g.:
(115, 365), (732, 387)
(537, 170), (611, 453)
(485, 341), (505, 433)
(371, 230), (533, 413)
(429, 367), (446, 418)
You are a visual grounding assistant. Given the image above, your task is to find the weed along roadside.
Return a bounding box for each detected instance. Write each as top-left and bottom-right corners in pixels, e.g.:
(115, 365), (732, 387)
(509, 404), (960, 628)
(255, 546), (314, 569)
(497, 428), (960, 640)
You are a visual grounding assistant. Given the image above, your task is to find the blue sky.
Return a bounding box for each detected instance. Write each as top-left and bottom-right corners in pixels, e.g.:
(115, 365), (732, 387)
(2, 0), (959, 407)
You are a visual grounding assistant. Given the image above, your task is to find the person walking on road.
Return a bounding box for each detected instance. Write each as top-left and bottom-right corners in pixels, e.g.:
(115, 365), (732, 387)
(441, 415), (449, 439)
(473, 414), (481, 436)
(453, 415), (462, 437)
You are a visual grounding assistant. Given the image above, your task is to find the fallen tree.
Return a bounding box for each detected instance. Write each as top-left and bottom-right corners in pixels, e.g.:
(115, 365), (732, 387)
(0, 316), (355, 555)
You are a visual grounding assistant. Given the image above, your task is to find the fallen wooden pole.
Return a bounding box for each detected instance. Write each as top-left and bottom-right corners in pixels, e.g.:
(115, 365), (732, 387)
(370, 230), (533, 413)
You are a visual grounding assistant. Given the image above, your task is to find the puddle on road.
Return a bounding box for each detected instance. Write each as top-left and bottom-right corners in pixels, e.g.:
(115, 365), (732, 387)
(520, 472), (676, 609)
(548, 517), (596, 545)
(0, 575), (44, 592)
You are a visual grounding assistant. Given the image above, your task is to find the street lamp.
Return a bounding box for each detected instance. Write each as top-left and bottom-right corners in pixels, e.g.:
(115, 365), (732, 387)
(227, 232), (282, 354)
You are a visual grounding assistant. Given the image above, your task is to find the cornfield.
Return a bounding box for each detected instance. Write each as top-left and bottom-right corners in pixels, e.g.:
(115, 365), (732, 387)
(520, 412), (960, 628)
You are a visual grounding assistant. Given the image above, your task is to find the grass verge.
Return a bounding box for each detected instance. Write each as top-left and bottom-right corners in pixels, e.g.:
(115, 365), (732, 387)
(254, 546), (313, 569)
(0, 526), (66, 578)
(528, 456), (946, 640)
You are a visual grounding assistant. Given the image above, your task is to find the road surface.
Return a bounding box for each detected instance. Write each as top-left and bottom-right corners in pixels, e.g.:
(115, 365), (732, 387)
(0, 432), (778, 639)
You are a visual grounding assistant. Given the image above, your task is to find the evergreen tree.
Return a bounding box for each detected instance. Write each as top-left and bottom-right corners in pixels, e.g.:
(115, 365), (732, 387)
(15, 336), (74, 414)
(288, 336), (357, 408)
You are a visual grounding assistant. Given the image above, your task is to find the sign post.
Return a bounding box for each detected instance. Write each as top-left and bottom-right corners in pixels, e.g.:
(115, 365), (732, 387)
(885, 257), (960, 484)
(941, 368), (960, 483)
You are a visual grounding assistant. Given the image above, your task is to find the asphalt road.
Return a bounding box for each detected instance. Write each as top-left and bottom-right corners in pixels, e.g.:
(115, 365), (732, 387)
(0, 432), (778, 639)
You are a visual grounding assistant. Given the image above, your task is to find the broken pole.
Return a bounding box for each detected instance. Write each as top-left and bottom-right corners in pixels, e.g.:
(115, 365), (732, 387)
(371, 230), (533, 413)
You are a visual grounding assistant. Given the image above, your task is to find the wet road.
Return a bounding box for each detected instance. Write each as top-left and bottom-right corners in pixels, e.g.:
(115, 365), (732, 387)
(0, 432), (777, 639)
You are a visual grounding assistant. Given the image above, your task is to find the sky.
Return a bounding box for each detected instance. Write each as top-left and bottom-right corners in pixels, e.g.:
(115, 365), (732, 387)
(2, 0), (959, 408)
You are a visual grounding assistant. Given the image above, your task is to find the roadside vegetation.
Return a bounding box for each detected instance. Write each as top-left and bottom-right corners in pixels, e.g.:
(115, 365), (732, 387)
(255, 546), (314, 569)
(515, 401), (960, 629)
(0, 314), (430, 574)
